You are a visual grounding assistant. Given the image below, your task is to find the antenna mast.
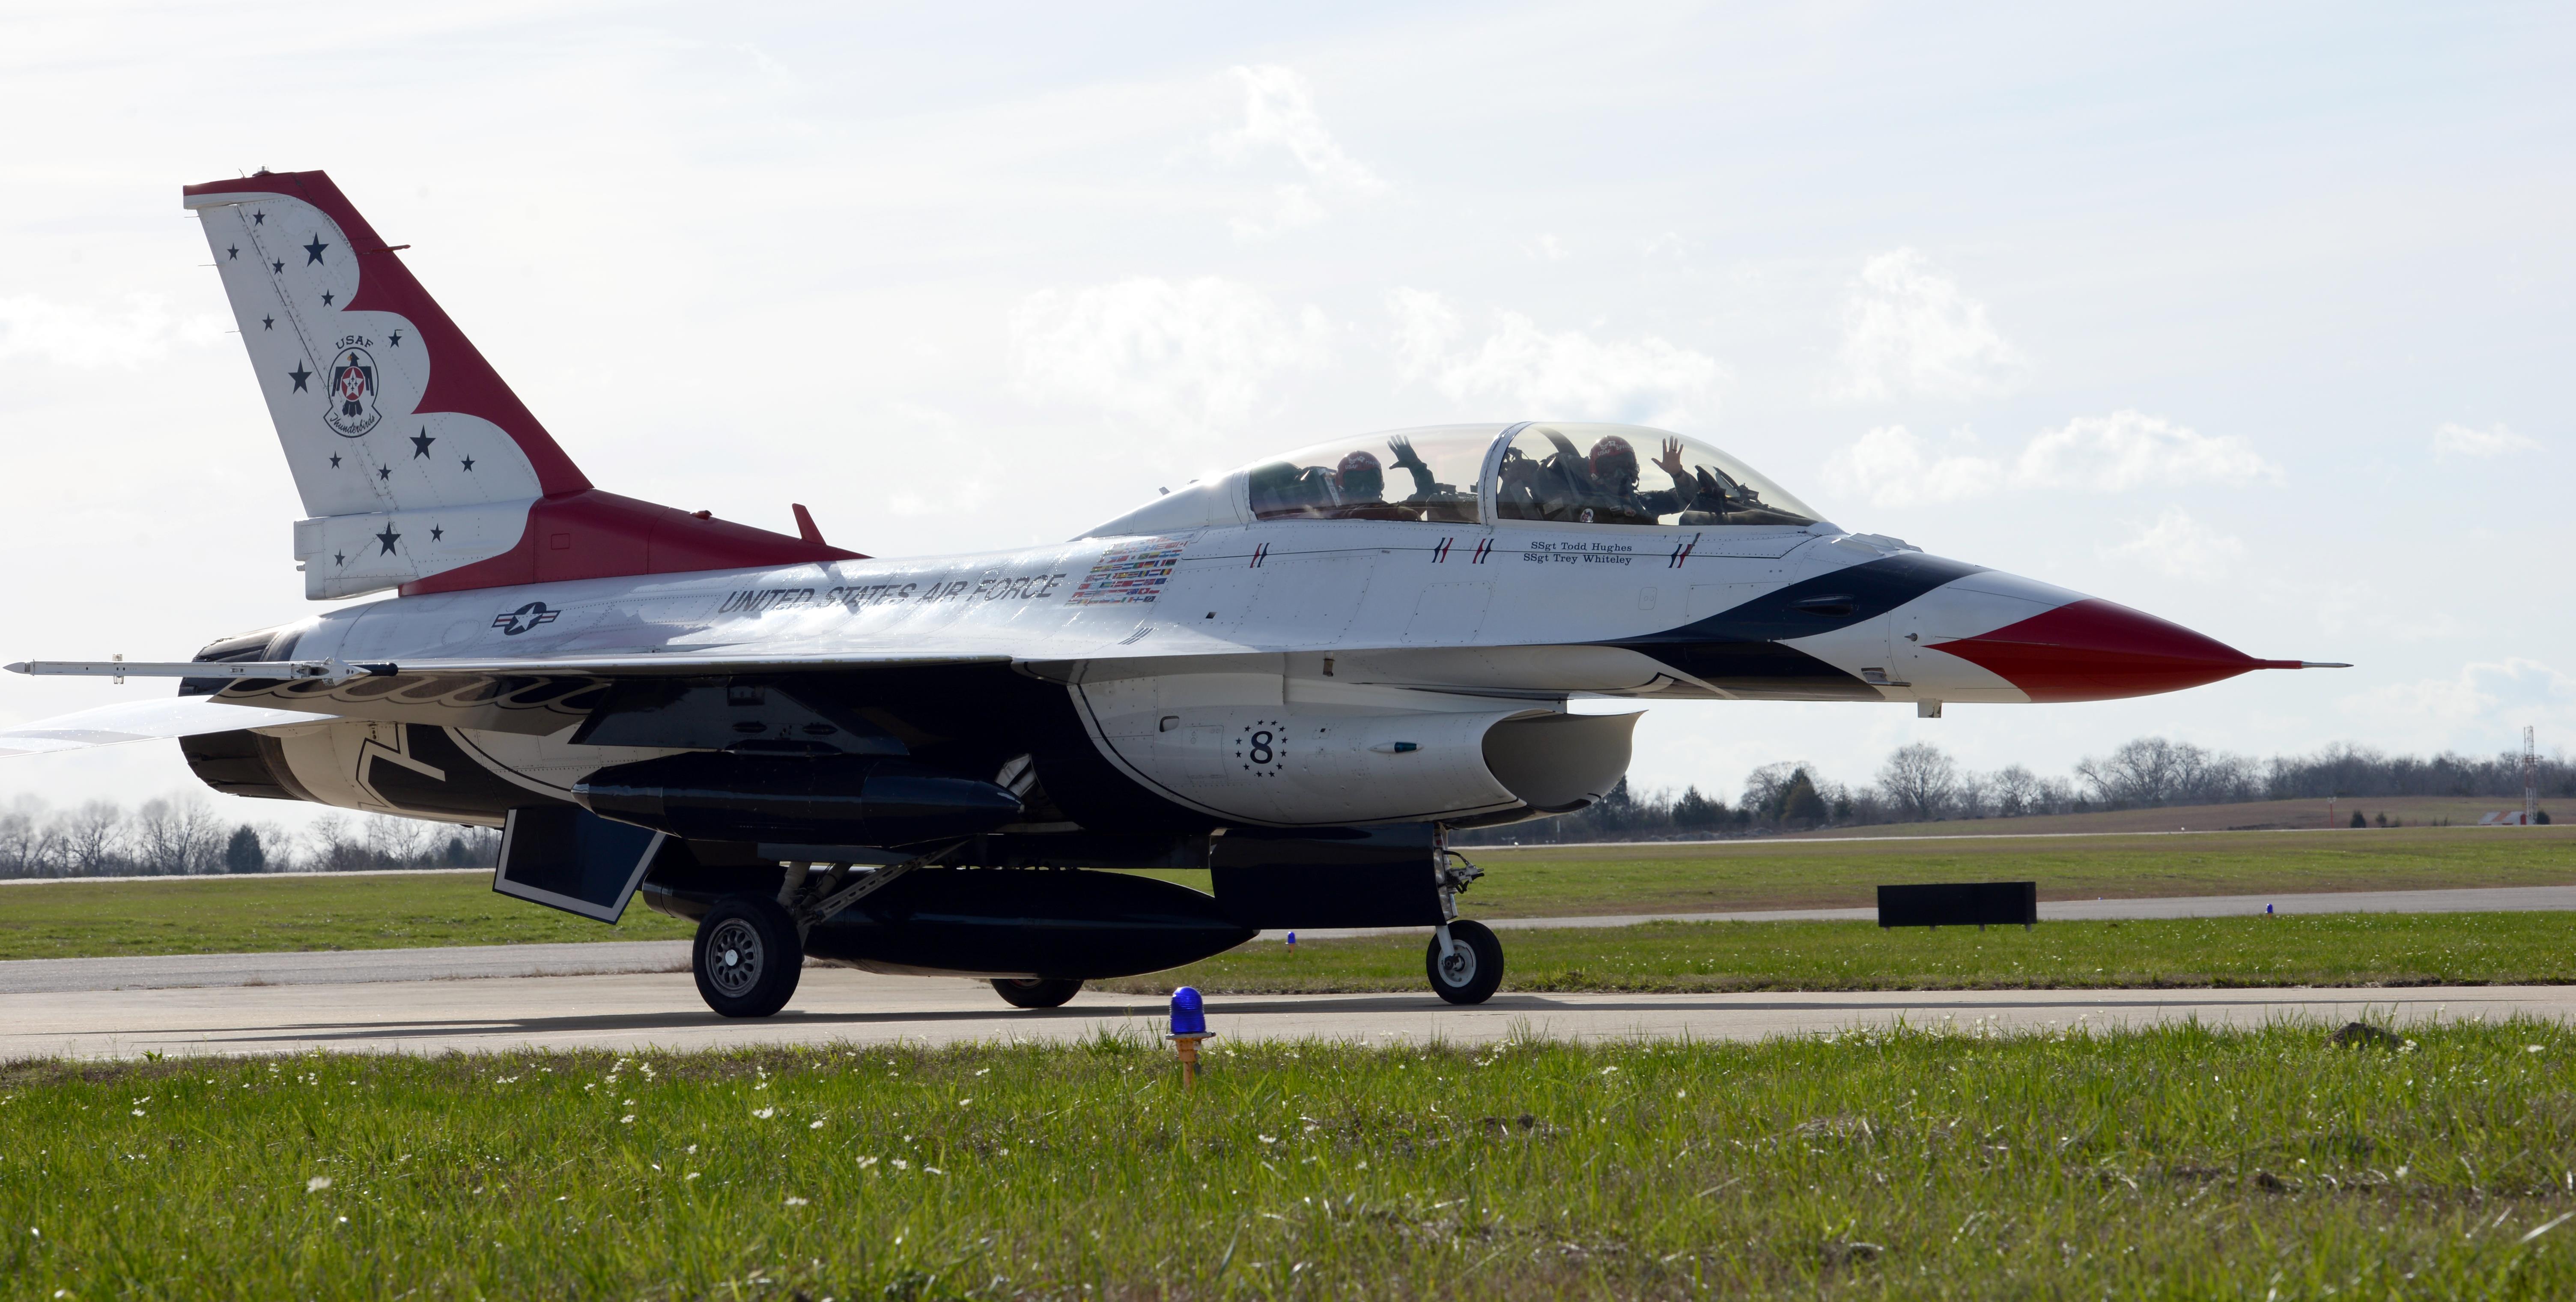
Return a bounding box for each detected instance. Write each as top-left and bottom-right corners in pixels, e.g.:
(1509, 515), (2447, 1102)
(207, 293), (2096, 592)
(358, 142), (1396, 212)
(2526, 726), (2540, 825)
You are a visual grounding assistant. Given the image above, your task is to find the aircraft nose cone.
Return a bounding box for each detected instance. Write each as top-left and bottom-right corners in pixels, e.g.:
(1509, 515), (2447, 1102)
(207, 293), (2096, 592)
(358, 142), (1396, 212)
(1926, 597), (2298, 703)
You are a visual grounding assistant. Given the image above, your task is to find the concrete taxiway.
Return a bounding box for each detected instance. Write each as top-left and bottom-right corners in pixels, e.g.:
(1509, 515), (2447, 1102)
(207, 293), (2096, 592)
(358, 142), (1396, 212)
(4, 968), (2570, 1060)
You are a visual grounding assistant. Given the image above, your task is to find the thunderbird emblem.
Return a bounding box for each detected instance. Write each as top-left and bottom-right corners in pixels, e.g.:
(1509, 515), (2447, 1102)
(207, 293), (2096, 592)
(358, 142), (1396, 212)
(322, 346), (381, 437)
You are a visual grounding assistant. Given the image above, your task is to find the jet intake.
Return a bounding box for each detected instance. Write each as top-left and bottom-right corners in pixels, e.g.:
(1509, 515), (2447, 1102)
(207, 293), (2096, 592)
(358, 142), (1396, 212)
(571, 753), (1021, 846)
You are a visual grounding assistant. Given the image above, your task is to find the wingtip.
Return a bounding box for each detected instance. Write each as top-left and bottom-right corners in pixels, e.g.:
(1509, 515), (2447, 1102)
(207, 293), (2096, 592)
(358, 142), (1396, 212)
(2260, 660), (2353, 669)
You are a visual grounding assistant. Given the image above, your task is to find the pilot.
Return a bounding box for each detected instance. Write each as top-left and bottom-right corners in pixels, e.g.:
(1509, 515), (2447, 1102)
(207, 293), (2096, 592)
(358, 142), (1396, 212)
(1574, 434), (1696, 526)
(1326, 437), (1445, 520)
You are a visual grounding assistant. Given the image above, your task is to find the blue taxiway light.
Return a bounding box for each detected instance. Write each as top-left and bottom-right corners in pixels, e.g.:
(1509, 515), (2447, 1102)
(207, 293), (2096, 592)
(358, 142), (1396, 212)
(1169, 985), (1207, 1038)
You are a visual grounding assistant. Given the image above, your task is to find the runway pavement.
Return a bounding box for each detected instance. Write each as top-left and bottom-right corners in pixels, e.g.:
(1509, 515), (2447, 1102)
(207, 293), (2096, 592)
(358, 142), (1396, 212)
(6, 967), (2570, 1060)
(3, 883), (2569, 1060)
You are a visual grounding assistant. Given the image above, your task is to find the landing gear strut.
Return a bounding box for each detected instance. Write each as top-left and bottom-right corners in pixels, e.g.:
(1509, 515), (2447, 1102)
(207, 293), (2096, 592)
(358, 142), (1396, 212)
(1425, 845), (1503, 1004)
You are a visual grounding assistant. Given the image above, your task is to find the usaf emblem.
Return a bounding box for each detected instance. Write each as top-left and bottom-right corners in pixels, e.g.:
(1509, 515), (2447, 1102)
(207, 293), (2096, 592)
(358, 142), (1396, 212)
(492, 601), (559, 636)
(323, 345), (382, 438)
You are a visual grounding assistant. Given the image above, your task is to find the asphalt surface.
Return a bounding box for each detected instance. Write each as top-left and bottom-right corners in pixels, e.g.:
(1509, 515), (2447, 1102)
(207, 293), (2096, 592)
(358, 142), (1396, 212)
(0, 882), (2568, 1059)
(5, 971), (2568, 1060)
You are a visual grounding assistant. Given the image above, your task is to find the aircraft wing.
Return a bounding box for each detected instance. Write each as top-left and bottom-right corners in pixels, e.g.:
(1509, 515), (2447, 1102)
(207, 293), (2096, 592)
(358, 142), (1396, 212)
(8, 651), (1022, 741)
(0, 695), (322, 759)
(378, 651), (1015, 677)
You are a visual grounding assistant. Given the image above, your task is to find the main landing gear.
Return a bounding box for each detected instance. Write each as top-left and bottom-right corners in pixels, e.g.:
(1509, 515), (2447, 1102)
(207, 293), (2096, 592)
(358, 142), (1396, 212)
(692, 859), (919, 1018)
(1425, 848), (1503, 1004)
(992, 977), (1084, 1008)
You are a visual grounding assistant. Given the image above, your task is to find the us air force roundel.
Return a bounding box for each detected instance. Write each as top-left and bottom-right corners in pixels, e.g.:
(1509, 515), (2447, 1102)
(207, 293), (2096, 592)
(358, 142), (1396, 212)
(323, 344), (382, 438)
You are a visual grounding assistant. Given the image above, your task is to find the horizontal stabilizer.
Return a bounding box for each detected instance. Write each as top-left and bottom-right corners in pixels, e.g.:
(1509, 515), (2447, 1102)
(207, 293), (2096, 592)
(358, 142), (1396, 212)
(9, 658), (391, 684)
(0, 696), (320, 759)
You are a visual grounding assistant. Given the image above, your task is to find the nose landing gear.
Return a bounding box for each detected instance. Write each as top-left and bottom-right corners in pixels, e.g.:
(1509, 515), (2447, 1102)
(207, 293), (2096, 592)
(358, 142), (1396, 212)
(1426, 918), (1504, 1004)
(1425, 846), (1503, 1004)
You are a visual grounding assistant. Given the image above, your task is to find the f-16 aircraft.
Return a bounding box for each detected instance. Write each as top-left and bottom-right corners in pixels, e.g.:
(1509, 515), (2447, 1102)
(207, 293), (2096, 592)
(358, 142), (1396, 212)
(3, 170), (2343, 1017)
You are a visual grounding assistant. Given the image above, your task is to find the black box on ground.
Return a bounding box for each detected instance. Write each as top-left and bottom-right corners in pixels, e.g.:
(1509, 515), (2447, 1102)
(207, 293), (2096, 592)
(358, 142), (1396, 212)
(1877, 881), (2037, 929)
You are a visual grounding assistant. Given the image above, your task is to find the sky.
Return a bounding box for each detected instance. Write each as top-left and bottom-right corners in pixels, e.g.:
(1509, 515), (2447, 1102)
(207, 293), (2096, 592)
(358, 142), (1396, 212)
(2, 0), (2570, 827)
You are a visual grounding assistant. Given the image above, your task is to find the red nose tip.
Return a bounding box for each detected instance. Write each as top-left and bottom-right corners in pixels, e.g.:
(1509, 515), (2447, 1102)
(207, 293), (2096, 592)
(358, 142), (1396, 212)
(1927, 598), (2298, 703)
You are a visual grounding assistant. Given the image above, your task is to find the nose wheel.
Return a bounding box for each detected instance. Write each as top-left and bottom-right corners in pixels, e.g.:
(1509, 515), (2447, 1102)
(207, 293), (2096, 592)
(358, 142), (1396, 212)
(692, 895), (804, 1018)
(1426, 919), (1504, 1004)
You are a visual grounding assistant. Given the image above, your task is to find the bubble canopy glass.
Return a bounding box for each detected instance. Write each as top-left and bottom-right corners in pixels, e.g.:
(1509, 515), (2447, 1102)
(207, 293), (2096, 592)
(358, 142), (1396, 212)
(1492, 423), (1820, 529)
(1081, 423), (1822, 536)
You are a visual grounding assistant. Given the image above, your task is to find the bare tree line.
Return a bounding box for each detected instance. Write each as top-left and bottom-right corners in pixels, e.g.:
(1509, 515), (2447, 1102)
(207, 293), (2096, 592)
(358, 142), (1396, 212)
(9, 733), (2564, 866)
(0, 793), (499, 880)
(1463, 737), (2572, 844)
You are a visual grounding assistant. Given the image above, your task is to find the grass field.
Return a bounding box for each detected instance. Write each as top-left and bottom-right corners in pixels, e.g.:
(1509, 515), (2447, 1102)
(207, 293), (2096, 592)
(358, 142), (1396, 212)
(1446, 825), (2576, 918)
(1097, 913), (2576, 996)
(0, 872), (692, 961)
(0, 826), (2570, 962)
(1759, 794), (2564, 838)
(7, 1025), (2576, 1299)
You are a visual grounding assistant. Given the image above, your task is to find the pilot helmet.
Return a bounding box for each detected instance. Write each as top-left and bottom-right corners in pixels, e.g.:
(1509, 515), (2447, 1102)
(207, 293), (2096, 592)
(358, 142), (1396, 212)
(1588, 435), (1639, 487)
(1335, 450), (1385, 499)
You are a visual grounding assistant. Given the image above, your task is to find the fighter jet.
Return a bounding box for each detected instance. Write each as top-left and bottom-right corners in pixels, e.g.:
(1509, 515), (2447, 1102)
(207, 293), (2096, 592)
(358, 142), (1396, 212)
(1, 170), (2343, 1016)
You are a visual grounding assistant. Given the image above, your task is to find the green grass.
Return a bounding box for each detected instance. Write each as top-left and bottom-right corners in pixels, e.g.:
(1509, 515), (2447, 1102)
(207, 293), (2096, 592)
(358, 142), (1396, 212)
(1439, 825), (2576, 918)
(8, 1026), (2576, 1298)
(3, 825), (2568, 964)
(1102, 913), (2576, 996)
(0, 873), (692, 961)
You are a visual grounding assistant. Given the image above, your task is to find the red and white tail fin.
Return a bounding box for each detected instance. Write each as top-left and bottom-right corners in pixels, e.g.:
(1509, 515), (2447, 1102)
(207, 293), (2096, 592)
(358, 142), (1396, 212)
(184, 170), (857, 599)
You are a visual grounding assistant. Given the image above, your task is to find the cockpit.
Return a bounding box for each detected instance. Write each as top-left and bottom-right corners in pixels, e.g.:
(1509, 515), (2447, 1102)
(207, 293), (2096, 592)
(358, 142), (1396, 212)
(1085, 422), (1825, 538)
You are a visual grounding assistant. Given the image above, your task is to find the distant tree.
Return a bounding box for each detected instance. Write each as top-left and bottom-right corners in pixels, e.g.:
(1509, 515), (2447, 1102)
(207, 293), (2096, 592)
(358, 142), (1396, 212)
(1878, 743), (1960, 822)
(2540, 810), (2553, 825)
(1671, 786), (1728, 831)
(1985, 764), (2026, 817)
(57, 800), (124, 876)
(2350, 809), (2367, 828)
(224, 824), (266, 874)
(1780, 769), (1827, 828)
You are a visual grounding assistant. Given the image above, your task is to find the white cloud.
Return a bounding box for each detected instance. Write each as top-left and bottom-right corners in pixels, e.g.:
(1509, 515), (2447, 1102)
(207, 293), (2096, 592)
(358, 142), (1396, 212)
(1210, 65), (1385, 238)
(2012, 410), (2279, 491)
(1832, 248), (2028, 402)
(1822, 425), (2001, 507)
(1822, 410), (2278, 507)
(0, 293), (227, 369)
(2105, 508), (2245, 579)
(1009, 277), (1333, 438)
(1386, 288), (1720, 425)
(2338, 658), (2576, 732)
(2433, 422), (2539, 460)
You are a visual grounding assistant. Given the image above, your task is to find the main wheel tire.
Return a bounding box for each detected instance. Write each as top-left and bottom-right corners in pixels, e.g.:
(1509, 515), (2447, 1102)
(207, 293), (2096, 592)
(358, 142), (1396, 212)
(692, 895), (804, 1018)
(1426, 919), (1504, 1005)
(992, 977), (1084, 1009)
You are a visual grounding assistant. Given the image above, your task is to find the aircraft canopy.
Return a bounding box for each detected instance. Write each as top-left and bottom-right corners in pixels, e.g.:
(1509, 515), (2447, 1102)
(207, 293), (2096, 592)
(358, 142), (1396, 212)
(1085, 423), (1824, 538)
